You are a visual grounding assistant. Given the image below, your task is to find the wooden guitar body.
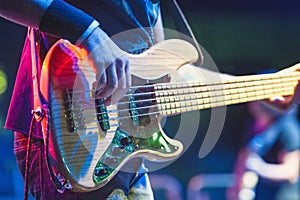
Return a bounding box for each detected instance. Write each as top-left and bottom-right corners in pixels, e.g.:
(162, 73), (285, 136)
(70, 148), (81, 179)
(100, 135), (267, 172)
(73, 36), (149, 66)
(40, 39), (198, 192)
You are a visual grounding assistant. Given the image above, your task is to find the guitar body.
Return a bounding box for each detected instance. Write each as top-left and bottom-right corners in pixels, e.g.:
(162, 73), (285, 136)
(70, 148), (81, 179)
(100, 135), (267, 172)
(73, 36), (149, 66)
(40, 39), (198, 192)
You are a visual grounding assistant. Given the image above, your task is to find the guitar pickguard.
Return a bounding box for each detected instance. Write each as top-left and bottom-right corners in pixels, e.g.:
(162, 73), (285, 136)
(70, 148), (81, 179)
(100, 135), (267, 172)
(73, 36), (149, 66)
(93, 74), (179, 185)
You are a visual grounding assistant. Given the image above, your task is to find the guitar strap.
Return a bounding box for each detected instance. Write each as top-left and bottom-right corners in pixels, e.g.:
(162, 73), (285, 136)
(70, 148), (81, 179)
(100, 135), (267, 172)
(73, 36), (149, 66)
(30, 28), (45, 121)
(29, 28), (71, 195)
(162, 0), (204, 66)
(21, 28), (44, 200)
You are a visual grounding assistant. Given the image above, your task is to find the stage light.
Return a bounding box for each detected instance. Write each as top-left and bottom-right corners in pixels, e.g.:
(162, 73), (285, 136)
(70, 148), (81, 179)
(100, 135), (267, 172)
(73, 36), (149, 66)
(0, 69), (8, 94)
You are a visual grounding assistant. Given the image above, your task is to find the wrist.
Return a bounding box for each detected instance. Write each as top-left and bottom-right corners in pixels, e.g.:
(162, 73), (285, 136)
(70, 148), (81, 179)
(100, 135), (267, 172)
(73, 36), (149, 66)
(78, 27), (127, 68)
(78, 27), (110, 52)
(75, 20), (100, 46)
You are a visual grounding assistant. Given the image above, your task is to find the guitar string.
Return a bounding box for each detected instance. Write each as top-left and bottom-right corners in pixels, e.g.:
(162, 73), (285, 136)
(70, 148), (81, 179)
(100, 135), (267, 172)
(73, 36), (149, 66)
(54, 80), (296, 127)
(58, 74), (298, 115)
(66, 80), (296, 121)
(60, 73), (299, 108)
(59, 81), (296, 125)
(59, 77), (297, 119)
(82, 85), (294, 123)
(58, 81), (294, 126)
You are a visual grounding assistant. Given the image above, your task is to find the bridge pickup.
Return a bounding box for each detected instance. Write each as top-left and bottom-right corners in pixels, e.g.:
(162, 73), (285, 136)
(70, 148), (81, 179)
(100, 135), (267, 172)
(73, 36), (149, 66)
(62, 89), (85, 132)
(128, 92), (140, 126)
(95, 98), (110, 131)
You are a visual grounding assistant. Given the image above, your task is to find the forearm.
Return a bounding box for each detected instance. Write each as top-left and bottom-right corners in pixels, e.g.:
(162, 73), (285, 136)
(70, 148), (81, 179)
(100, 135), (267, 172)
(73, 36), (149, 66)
(0, 0), (97, 44)
(251, 151), (300, 182)
(0, 0), (53, 28)
(255, 162), (298, 182)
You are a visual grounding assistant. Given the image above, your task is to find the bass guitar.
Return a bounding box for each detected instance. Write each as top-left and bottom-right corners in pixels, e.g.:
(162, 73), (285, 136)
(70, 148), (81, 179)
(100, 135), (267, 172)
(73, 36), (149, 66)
(39, 39), (299, 192)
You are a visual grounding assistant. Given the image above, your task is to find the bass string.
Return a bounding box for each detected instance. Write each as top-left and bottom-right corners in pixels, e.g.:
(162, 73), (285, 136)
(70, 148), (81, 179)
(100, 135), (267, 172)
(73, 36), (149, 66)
(60, 73), (298, 109)
(58, 82), (294, 126)
(68, 80), (295, 122)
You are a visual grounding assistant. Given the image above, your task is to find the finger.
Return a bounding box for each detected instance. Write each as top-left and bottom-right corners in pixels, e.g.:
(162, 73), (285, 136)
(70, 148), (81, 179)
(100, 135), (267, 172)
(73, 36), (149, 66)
(116, 60), (127, 90)
(266, 96), (291, 112)
(264, 80), (300, 112)
(105, 63), (129, 105)
(96, 70), (107, 97)
(291, 80), (300, 104)
(101, 64), (118, 99)
(125, 62), (131, 89)
(276, 80), (300, 109)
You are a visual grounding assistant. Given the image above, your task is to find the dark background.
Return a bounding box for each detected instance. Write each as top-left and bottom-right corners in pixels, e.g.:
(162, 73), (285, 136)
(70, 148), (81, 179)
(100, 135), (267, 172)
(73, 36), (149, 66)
(1, 1), (300, 199)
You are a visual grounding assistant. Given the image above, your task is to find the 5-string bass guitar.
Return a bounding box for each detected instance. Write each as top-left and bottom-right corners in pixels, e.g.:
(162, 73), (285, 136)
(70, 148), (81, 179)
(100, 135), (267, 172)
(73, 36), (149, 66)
(39, 39), (299, 192)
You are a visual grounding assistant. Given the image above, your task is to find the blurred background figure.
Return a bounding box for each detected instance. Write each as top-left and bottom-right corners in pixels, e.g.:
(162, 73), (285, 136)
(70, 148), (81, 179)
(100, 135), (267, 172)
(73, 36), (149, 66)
(227, 101), (300, 200)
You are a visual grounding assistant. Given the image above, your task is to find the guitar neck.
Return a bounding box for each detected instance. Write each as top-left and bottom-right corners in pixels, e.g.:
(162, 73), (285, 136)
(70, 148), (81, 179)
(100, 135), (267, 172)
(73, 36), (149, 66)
(155, 72), (300, 116)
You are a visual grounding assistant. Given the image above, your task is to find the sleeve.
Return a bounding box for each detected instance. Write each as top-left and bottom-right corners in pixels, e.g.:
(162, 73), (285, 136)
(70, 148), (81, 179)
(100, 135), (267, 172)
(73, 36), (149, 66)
(39, 0), (98, 43)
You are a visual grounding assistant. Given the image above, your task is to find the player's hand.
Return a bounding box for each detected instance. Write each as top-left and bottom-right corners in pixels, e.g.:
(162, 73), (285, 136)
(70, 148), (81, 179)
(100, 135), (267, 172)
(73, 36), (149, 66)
(79, 27), (131, 105)
(265, 63), (300, 112)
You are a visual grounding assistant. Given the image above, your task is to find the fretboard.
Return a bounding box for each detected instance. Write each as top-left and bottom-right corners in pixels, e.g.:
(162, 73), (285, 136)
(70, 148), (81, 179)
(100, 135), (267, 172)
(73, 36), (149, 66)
(155, 72), (300, 116)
